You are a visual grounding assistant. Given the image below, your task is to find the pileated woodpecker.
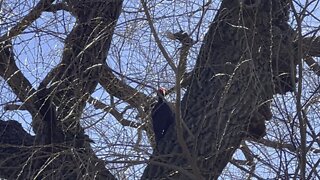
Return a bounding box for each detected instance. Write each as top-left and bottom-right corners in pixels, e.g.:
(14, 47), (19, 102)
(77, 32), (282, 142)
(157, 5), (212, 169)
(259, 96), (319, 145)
(151, 88), (175, 144)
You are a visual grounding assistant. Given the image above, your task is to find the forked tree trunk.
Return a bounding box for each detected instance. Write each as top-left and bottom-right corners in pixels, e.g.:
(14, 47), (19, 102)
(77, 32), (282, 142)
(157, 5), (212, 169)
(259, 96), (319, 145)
(142, 1), (297, 179)
(0, 1), (123, 179)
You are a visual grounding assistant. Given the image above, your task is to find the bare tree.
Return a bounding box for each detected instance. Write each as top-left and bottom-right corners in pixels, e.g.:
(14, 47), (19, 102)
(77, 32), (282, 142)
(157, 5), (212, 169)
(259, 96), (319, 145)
(1, 0), (320, 179)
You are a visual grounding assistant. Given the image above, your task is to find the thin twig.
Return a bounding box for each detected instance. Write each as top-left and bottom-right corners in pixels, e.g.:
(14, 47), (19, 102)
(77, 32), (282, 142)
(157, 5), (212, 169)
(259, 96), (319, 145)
(0, 0), (55, 41)
(87, 96), (142, 129)
(140, 0), (177, 72)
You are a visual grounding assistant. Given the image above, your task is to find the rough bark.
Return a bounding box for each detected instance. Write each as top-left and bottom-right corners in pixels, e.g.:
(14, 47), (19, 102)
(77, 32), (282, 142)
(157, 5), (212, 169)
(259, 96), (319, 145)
(0, 120), (35, 179)
(142, 1), (297, 179)
(0, 0), (123, 179)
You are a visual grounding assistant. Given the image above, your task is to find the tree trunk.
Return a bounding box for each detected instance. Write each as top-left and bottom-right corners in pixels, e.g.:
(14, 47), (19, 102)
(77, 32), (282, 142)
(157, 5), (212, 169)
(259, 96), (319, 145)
(0, 1), (123, 179)
(142, 1), (297, 179)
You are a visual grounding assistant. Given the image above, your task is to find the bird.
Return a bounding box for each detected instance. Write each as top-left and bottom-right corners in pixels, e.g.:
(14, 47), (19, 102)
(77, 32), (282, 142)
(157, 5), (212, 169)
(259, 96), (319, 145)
(151, 87), (175, 144)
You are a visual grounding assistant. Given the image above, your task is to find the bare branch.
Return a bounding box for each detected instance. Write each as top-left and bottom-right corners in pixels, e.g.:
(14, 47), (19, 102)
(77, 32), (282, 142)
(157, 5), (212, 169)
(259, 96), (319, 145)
(0, 41), (37, 114)
(3, 104), (25, 111)
(259, 138), (296, 152)
(99, 64), (150, 114)
(0, 0), (55, 41)
(44, 2), (69, 13)
(166, 30), (202, 178)
(259, 138), (320, 154)
(88, 96), (142, 129)
(302, 36), (320, 57)
(304, 56), (320, 76)
(239, 142), (254, 166)
(230, 160), (262, 180)
(140, 0), (177, 72)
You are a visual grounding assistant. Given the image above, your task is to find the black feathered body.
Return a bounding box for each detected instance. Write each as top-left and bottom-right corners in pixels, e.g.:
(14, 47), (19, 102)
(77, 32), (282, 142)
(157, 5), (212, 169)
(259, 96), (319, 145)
(151, 97), (174, 144)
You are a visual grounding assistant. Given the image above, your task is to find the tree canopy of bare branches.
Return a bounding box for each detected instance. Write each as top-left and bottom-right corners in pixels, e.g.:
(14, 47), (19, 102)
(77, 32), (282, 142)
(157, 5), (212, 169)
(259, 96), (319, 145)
(1, 0), (320, 179)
